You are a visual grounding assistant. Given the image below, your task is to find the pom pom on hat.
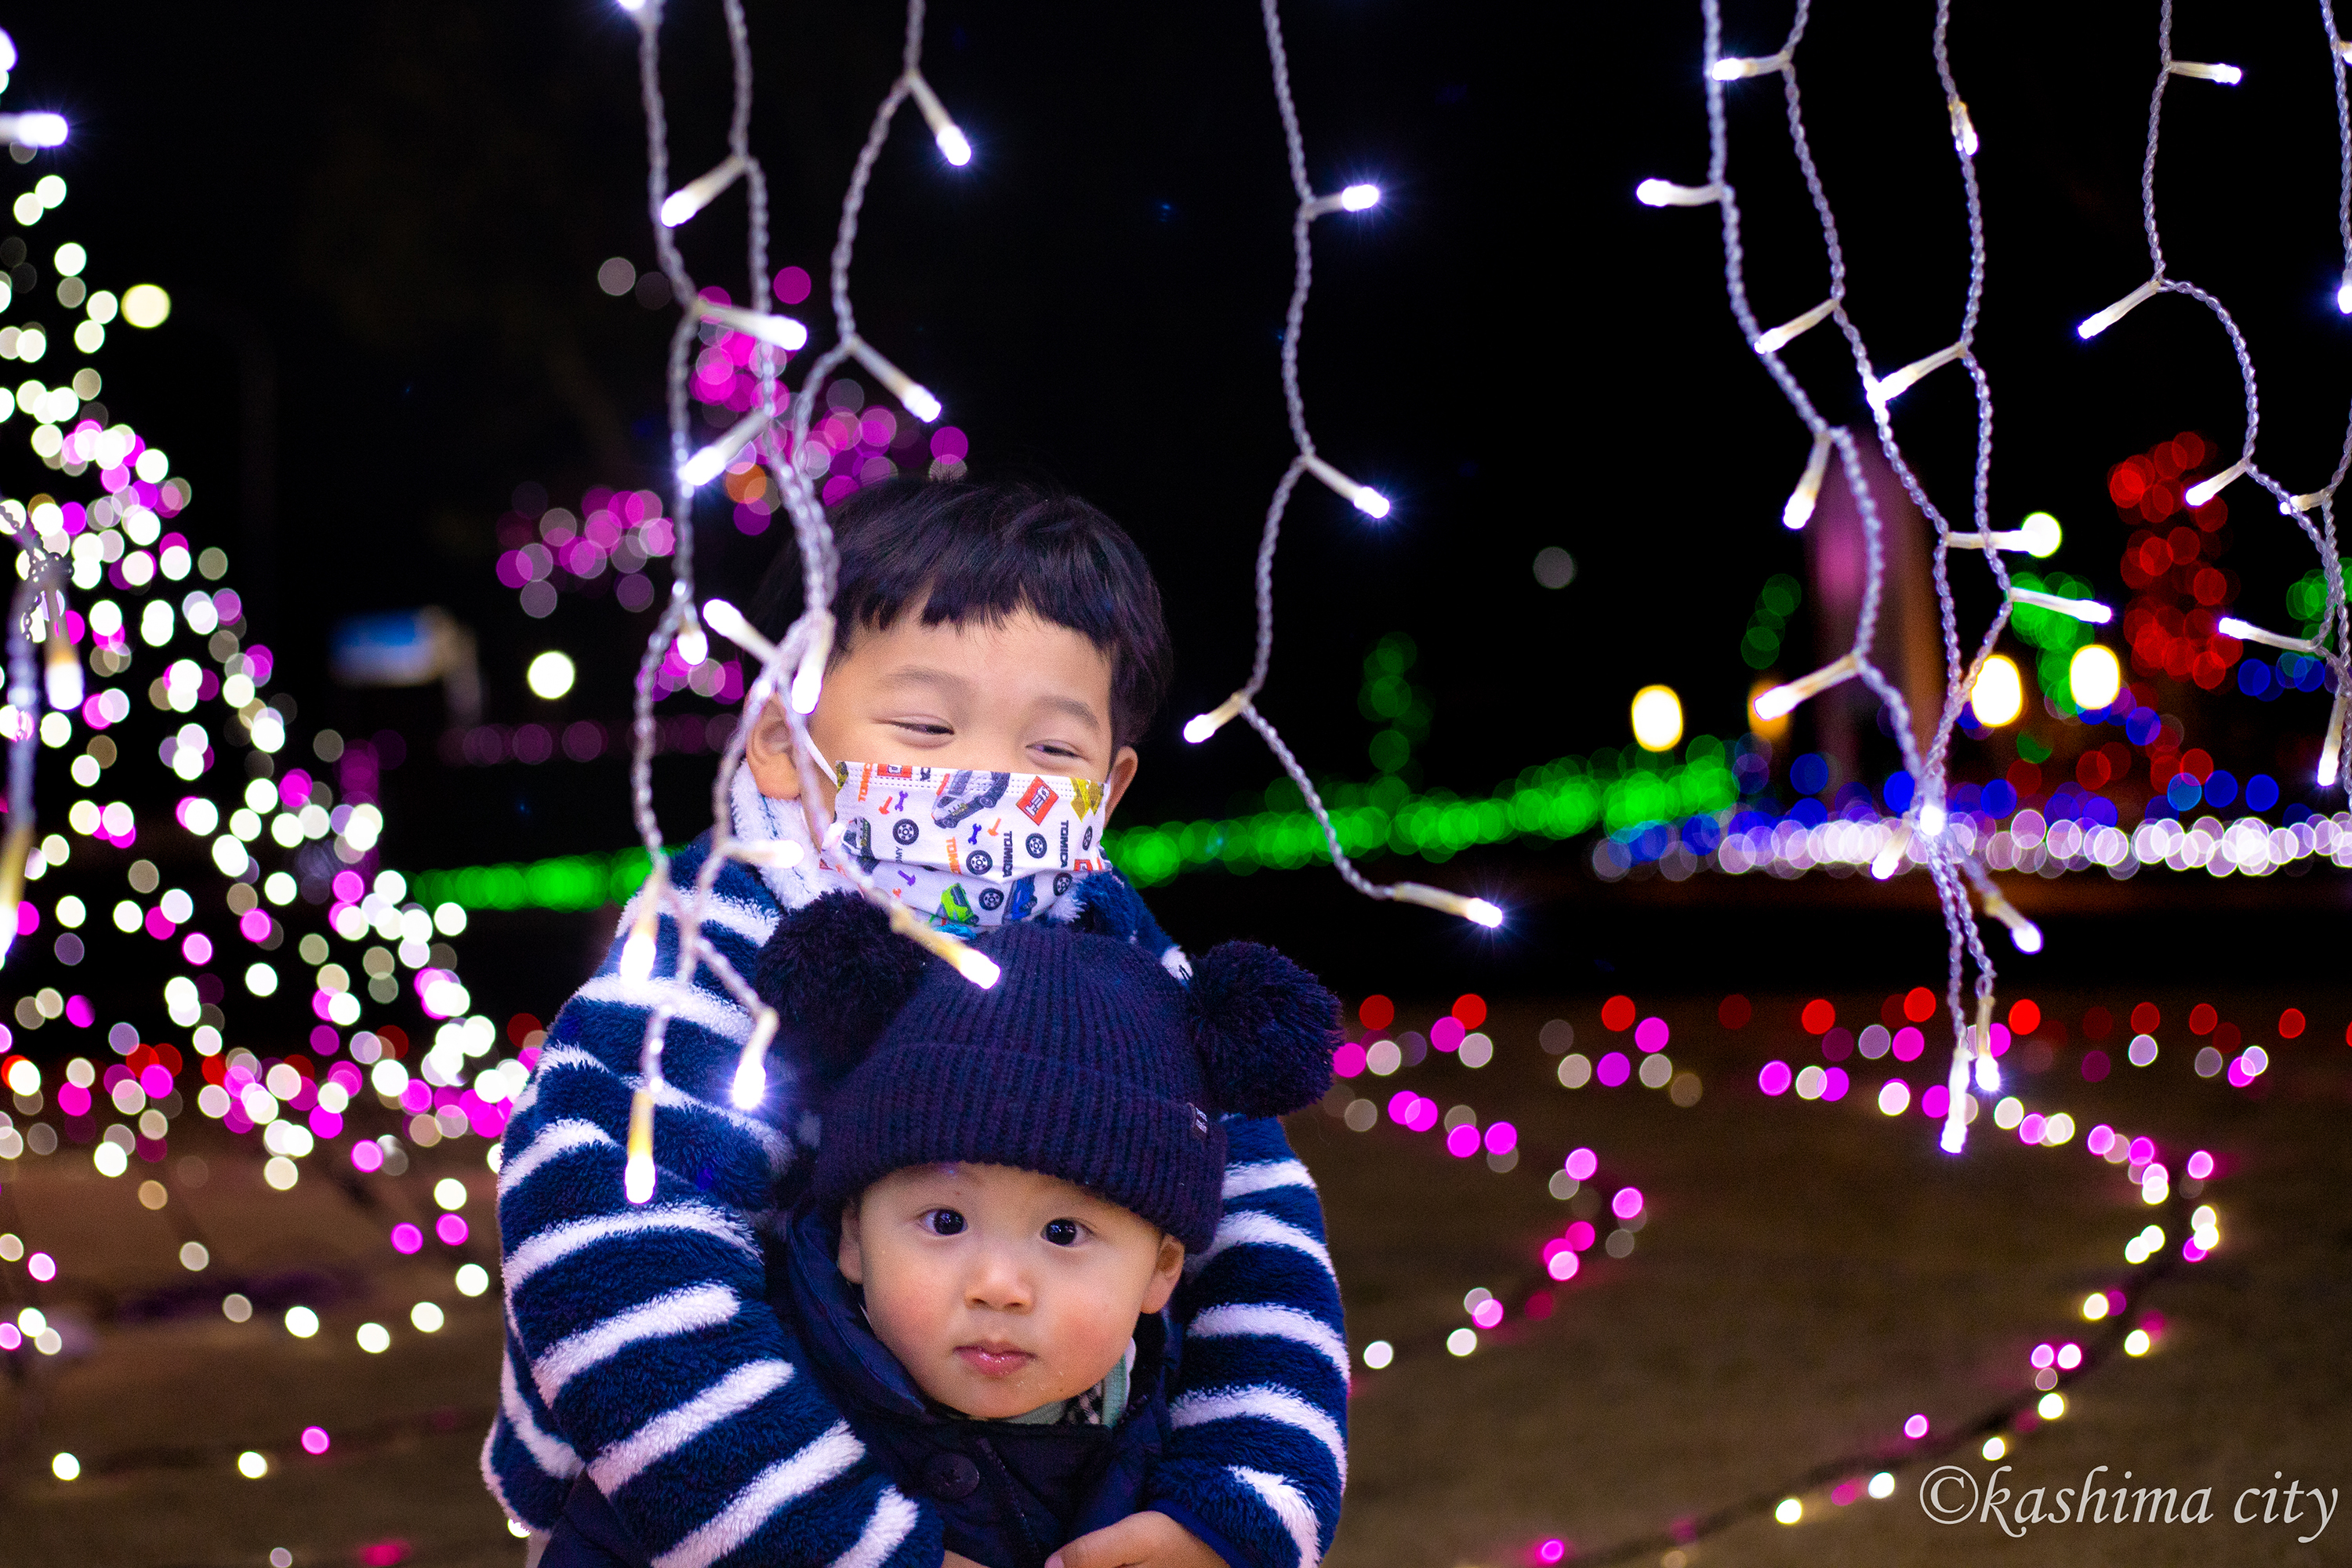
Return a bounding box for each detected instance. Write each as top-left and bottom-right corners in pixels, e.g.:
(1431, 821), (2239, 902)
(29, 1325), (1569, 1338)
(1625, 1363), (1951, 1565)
(1185, 940), (1340, 1118)
(754, 891), (932, 1085)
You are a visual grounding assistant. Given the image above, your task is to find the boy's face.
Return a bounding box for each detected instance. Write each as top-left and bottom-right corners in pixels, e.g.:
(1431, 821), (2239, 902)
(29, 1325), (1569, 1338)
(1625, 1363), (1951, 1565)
(837, 1161), (1184, 1421)
(744, 605), (1140, 821)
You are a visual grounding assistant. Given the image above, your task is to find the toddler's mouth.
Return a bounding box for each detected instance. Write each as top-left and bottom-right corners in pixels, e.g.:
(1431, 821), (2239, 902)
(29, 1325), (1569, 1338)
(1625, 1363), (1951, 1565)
(955, 1343), (1035, 1377)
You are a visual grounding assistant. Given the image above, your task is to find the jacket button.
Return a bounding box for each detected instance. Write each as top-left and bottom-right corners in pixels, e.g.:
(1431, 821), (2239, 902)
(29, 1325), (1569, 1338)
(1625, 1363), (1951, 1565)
(924, 1452), (982, 1501)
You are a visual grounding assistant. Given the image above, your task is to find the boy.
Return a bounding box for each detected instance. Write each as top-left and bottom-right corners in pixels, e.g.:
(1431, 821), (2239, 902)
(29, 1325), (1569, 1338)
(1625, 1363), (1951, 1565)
(489, 481), (1348, 1568)
(544, 902), (1342, 1568)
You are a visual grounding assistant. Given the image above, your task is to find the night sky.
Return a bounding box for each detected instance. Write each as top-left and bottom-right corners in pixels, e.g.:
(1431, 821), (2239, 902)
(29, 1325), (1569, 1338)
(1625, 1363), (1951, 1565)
(5, 0), (2349, 994)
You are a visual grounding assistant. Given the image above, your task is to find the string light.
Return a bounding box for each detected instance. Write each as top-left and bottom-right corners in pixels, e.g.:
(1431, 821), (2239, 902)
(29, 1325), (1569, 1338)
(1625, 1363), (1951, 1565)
(1751, 299), (1835, 356)
(1390, 883), (1504, 928)
(2181, 458), (2247, 507)
(659, 153), (748, 228)
(679, 412), (770, 489)
(1948, 97), (1980, 158)
(1634, 178), (1724, 207)
(698, 597), (776, 663)
(1780, 429), (1832, 529)
(902, 71), (971, 167)
(1977, 884), (2043, 953)
(1300, 454), (1390, 518)
(1183, 691), (1250, 746)
(1711, 51), (1791, 81)
(0, 112), (66, 148)
(728, 1007), (779, 1111)
(1864, 342), (1965, 408)
(2009, 587), (2113, 624)
(1163, 0), (1501, 933)
(618, 899), (658, 985)
(695, 299), (810, 351)
(2076, 278), (2162, 339)
(41, 622), (80, 710)
(843, 339), (942, 424)
(2215, 616), (2320, 654)
(1752, 654), (1860, 723)
(608, 0), (1017, 1207)
(1664, 0), (2071, 1152)
(2319, 685), (2348, 787)
(2165, 60), (2243, 85)
(1946, 510), (2061, 557)
(623, 1080), (657, 1205)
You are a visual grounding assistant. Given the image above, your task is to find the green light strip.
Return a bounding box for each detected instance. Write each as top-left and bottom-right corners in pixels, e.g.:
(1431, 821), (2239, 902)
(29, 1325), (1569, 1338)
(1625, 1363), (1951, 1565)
(1107, 738), (1737, 887)
(411, 848), (659, 913)
(411, 738), (1744, 909)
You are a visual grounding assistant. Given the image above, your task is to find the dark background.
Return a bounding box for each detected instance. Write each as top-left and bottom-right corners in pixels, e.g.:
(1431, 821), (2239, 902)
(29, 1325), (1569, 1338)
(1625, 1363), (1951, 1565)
(5, 0), (2351, 1008)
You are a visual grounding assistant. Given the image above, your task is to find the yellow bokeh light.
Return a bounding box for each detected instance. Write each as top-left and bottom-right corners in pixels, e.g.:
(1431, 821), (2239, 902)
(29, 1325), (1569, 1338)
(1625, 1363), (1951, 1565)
(120, 284), (171, 328)
(1968, 654), (2024, 728)
(1630, 685), (1684, 752)
(2070, 644), (2122, 711)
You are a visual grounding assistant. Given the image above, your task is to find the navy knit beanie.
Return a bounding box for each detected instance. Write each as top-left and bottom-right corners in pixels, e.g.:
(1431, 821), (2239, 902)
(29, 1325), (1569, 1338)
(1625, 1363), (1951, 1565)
(765, 893), (1338, 1254)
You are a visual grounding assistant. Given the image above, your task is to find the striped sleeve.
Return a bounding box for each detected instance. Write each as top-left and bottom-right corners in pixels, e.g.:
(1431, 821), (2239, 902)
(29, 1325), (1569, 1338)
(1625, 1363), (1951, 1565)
(485, 840), (942, 1568)
(1149, 1117), (1347, 1568)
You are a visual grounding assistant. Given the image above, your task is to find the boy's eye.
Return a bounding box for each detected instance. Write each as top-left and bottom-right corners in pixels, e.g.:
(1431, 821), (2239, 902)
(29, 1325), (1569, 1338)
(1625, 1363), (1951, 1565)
(924, 1209), (967, 1236)
(1042, 1218), (1082, 1247)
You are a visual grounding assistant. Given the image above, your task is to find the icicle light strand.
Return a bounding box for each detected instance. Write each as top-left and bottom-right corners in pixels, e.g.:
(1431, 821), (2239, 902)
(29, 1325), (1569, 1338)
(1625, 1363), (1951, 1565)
(1647, 0), (2352, 1152)
(613, 0), (999, 1205)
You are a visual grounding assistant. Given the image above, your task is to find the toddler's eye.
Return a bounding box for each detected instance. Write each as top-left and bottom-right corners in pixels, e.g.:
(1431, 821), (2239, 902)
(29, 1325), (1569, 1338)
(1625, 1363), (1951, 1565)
(924, 1209), (967, 1236)
(1042, 1218), (1082, 1247)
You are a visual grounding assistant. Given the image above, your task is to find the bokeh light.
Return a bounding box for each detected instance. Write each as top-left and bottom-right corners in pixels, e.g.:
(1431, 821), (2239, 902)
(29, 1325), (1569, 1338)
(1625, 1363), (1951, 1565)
(1630, 685), (1683, 753)
(1968, 654), (2024, 728)
(2069, 643), (2123, 711)
(526, 651), (576, 700)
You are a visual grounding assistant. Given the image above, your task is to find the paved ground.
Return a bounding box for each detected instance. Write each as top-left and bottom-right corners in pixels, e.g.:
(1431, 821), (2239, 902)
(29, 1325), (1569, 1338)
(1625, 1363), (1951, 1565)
(3, 983), (2346, 1567)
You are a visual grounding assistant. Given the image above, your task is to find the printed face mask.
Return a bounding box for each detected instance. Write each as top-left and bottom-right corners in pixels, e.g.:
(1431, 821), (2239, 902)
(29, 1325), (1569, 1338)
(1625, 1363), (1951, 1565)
(822, 761), (1113, 933)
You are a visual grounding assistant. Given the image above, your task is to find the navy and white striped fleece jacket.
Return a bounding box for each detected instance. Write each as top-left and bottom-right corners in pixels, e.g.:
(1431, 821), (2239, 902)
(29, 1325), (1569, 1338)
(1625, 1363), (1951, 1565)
(484, 770), (1348, 1568)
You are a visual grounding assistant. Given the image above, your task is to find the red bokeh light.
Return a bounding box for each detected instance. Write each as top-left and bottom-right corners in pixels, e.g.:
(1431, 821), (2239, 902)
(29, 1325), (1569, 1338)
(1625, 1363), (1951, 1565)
(1601, 996), (1637, 1033)
(1719, 994), (1752, 1029)
(1358, 995), (1395, 1031)
(1800, 998), (1835, 1035)
(2278, 1008), (2306, 1040)
(2132, 1001), (2161, 1033)
(2009, 999), (2042, 1035)
(1451, 993), (1487, 1029)
(1904, 987), (1938, 1024)
(2188, 1003), (2218, 1036)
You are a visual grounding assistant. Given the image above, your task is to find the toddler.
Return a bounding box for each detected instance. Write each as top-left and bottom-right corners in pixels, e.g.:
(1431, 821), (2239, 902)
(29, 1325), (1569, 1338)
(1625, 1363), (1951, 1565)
(548, 901), (1339, 1568)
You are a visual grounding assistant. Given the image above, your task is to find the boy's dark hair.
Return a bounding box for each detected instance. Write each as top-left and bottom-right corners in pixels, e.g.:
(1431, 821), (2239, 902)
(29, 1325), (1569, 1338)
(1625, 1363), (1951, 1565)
(746, 477), (1174, 750)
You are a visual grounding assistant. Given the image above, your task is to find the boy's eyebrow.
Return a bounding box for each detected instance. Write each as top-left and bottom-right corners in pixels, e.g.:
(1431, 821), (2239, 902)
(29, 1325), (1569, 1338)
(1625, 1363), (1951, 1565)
(876, 666), (1106, 734)
(873, 665), (977, 698)
(1032, 694), (1105, 734)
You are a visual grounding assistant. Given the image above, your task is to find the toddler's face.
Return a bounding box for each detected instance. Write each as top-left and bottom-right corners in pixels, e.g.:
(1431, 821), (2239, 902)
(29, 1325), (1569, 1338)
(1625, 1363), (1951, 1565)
(744, 604), (1138, 818)
(838, 1161), (1182, 1420)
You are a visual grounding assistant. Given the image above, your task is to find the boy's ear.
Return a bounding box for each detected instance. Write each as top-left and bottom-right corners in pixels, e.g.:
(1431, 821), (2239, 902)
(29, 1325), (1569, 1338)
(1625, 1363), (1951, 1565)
(837, 1204), (868, 1285)
(1139, 1234), (1184, 1314)
(1102, 745), (1140, 823)
(743, 699), (804, 800)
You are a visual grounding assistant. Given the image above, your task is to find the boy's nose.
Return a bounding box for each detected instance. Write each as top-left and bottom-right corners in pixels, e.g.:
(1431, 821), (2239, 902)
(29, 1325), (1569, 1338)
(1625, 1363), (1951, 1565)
(964, 1253), (1033, 1311)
